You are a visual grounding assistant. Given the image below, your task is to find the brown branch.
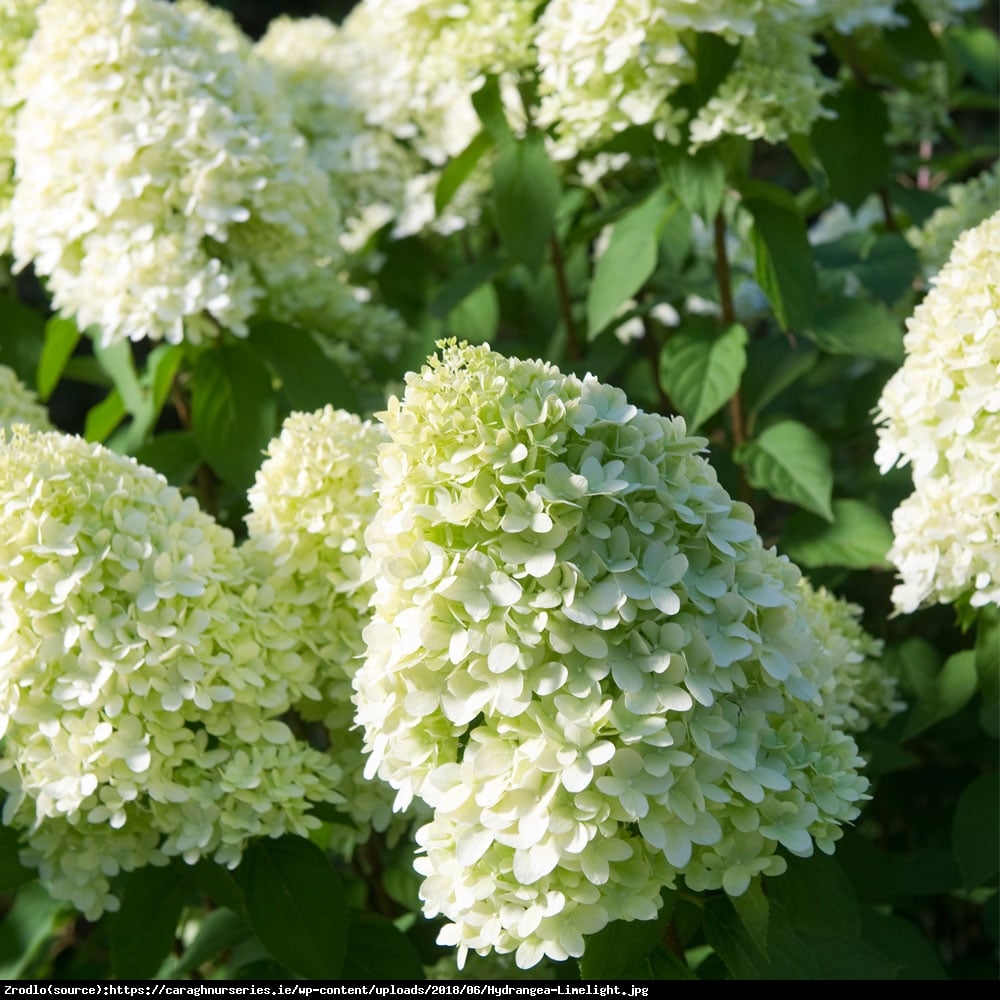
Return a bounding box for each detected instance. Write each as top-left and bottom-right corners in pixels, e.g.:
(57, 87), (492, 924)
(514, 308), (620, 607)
(550, 235), (582, 360)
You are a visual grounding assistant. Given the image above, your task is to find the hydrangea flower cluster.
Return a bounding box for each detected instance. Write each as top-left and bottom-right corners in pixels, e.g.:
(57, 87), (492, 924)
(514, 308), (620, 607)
(0, 427), (341, 917)
(875, 212), (1000, 613)
(9, 0), (343, 347)
(341, 0), (534, 167)
(355, 342), (870, 969)
(253, 16), (421, 251)
(0, 363), (51, 432)
(798, 581), (903, 733)
(908, 165), (1000, 279)
(0, 0), (38, 254)
(243, 407), (420, 843)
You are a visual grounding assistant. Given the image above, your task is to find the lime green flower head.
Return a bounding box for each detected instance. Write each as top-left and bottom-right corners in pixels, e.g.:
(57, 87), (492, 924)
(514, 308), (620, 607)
(356, 341), (869, 968)
(244, 407), (422, 844)
(0, 427), (341, 917)
(0, 363), (51, 432)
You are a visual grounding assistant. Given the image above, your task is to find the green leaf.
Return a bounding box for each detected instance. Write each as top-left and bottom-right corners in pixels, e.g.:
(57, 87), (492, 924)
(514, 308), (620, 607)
(746, 196), (817, 330)
(735, 420), (834, 520)
(855, 233), (920, 306)
(186, 859), (246, 915)
(430, 255), (505, 320)
(237, 836), (348, 980)
(0, 883), (64, 980)
(445, 281), (499, 344)
(0, 295), (46, 384)
(976, 605), (999, 737)
(0, 827), (34, 892)
(804, 299), (903, 364)
(692, 32), (741, 104)
(146, 343), (183, 414)
(946, 26), (1000, 93)
(191, 342), (277, 490)
(342, 914), (425, 981)
(92, 338), (145, 416)
(588, 186), (678, 336)
(781, 499), (893, 569)
(471, 75), (513, 145)
(492, 132), (561, 271)
(731, 879), (769, 955)
(436, 131), (493, 215)
(164, 909), (253, 978)
(248, 320), (358, 414)
(953, 772), (1000, 888)
(36, 317), (81, 402)
(133, 430), (201, 487)
(902, 650), (978, 740)
(83, 389), (127, 443)
(811, 85), (891, 209)
(660, 145), (726, 222)
(768, 856), (859, 940)
(579, 893), (675, 979)
(660, 321), (747, 430)
(111, 862), (191, 979)
(742, 335), (819, 419)
(859, 909), (947, 981)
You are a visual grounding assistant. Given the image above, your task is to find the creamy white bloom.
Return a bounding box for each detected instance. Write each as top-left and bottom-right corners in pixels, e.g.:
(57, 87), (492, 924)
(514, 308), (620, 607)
(0, 0), (38, 254)
(875, 212), (1000, 612)
(0, 363), (50, 432)
(356, 341), (869, 968)
(11, 0), (342, 347)
(244, 407), (423, 842)
(0, 427), (341, 917)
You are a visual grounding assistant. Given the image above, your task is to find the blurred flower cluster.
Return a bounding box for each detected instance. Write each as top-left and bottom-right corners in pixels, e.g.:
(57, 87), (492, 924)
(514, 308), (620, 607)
(876, 212), (1000, 613)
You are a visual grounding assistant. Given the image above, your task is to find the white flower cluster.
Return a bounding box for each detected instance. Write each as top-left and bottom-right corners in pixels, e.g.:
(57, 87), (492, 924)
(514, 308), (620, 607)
(0, 0), (38, 254)
(253, 16), (421, 251)
(244, 407), (421, 843)
(0, 427), (341, 917)
(355, 341), (870, 969)
(875, 212), (1000, 613)
(0, 363), (50, 432)
(799, 581), (903, 733)
(908, 165), (1000, 280)
(9, 0), (343, 347)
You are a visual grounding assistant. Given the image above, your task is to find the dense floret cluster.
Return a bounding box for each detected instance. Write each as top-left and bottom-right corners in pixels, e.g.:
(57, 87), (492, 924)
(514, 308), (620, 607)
(9, 0), (343, 347)
(875, 212), (1000, 612)
(244, 407), (419, 841)
(0, 363), (51, 432)
(798, 581), (902, 733)
(0, 427), (341, 917)
(355, 342), (869, 968)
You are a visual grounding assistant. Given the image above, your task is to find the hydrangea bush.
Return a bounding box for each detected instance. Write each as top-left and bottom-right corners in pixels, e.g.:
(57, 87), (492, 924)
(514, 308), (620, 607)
(0, 0), (994, 983)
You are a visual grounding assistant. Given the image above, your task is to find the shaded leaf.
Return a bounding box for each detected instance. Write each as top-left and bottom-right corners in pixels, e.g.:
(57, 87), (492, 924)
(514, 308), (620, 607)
(83, 389), (127, 443)
(660, 145), (726, 222)
(436, 131), (493, 215)
(805, 299), (903, 364)
(445, 281), (498, 344)
(902, 650), (978, 740)
(579, 893), (675, 979)
(493, 132), (561, 271)
(859, 909), (947, 981)
(811, 85), (891, 209)
(0, 883), (64, 980)
(742, 335), (819, 419)
(781, 499), (893, 569)
(430, 256), (505, 320)
(248, 320), (357, 414)
(746, 195), (816, 330)
(0, 827), (34, 892)
(471, 75), (513, 145)
(735, 419), (834, 520)
(953, 772), (1000, 888)
(133, 430), (201, 488)
(237, 836), (348, 980)
(0, 296), (46, 384)
(191, 342), (277, 490)
(164, 909), (253, 979)
(588, 186), (677, 336)
(112, 862), (191, 979)
(342, 914), (425, 981)
(975, 605), (999, 737)
(660, 321), (747, 429)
